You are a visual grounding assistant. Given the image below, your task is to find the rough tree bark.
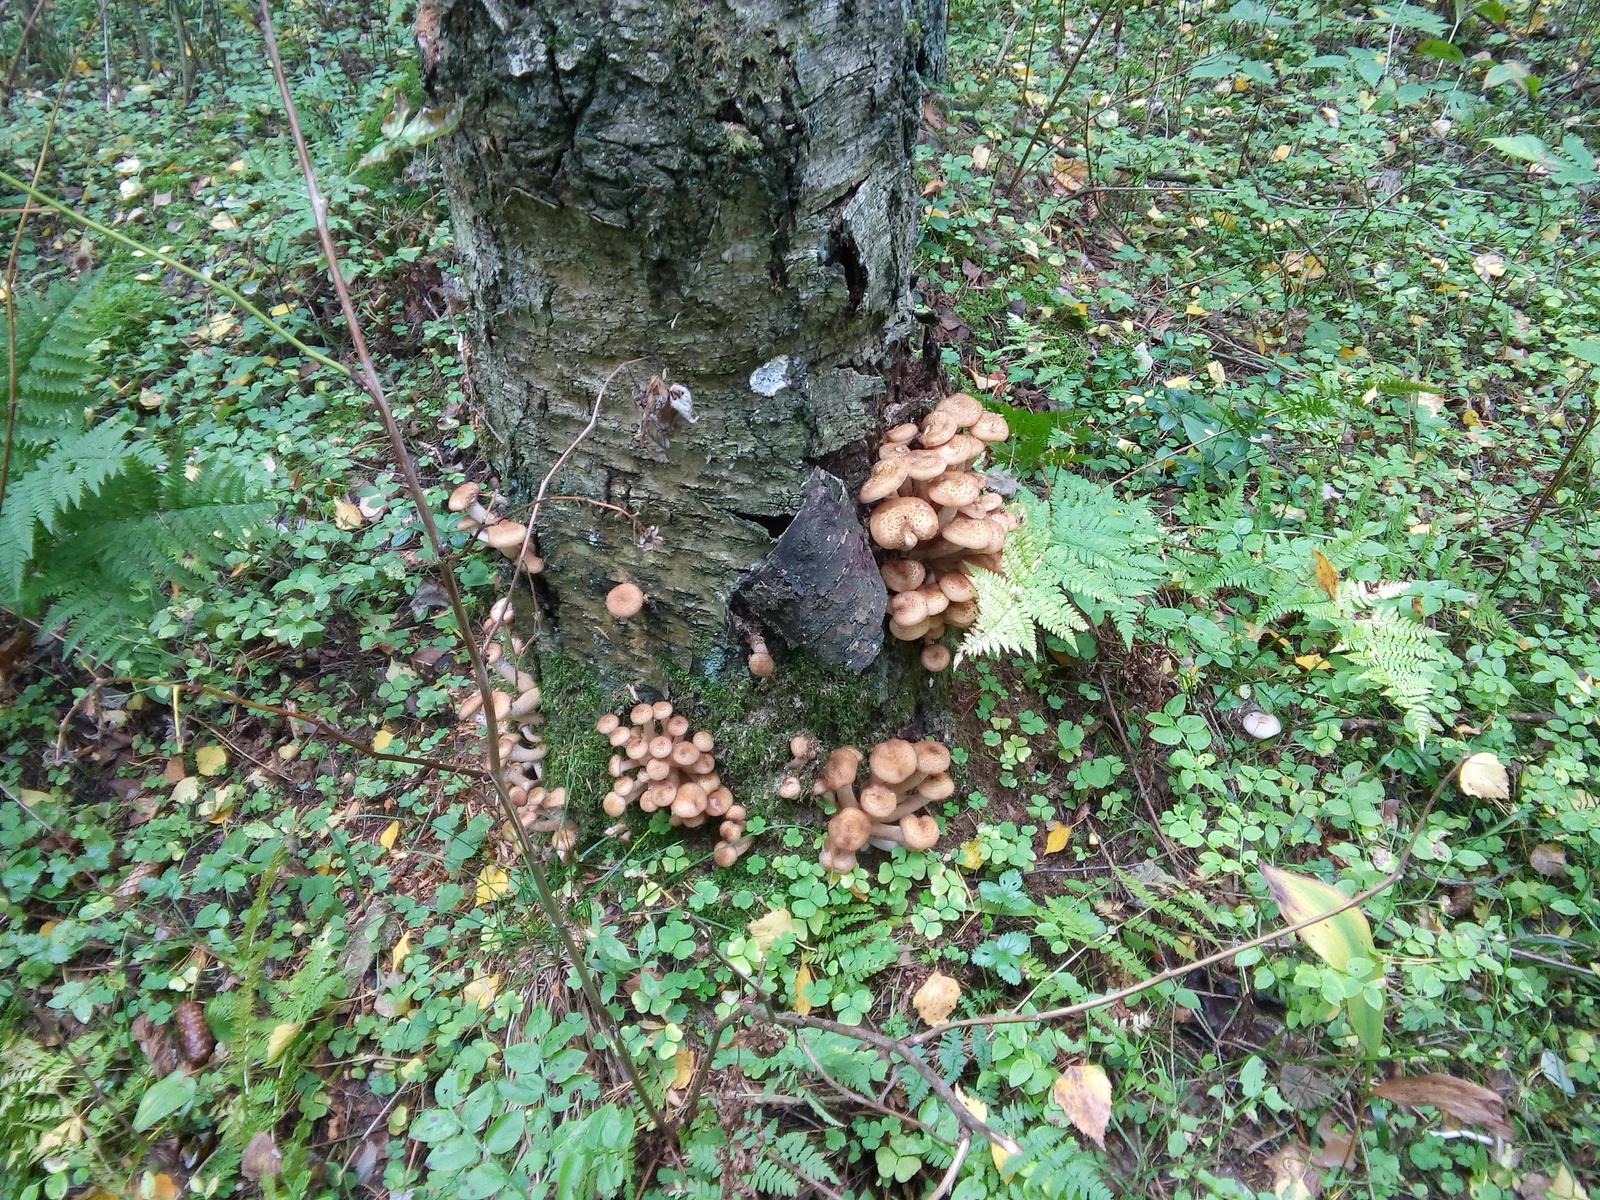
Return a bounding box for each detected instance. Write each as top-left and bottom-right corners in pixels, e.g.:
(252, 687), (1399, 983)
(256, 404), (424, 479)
(424, 0), (942, 681)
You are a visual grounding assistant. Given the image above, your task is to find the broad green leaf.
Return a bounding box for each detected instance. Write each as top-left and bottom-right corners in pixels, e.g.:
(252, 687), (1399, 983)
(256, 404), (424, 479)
(1487, 134), (1550, 165)
(133, 1070), (196, 1132)
(1260, 864), (1375, 974)
(425, 1132), (483, 1172)
(408, 1109), (460, 1143)
(1413, 38), (1464, 64)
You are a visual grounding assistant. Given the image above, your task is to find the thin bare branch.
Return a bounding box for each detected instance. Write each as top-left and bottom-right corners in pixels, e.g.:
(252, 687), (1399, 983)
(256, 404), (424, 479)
(255, 0), (663, 1130)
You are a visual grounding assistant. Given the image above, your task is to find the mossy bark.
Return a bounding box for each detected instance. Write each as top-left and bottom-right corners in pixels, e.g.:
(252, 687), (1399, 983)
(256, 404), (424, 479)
(425, 0), (940, 682)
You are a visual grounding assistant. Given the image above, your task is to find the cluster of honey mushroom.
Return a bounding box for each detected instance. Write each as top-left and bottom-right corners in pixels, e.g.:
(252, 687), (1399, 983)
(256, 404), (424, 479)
(597, 702), (751, 866)
(799, 738), (953, 873)
(449, 482), (544, 581)
(862, 393), (1017, 672)
(457, 603), (574, 857)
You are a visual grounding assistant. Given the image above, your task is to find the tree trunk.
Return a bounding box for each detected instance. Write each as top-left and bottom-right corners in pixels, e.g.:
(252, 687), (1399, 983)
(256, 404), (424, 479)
(424, 0), (940, 682)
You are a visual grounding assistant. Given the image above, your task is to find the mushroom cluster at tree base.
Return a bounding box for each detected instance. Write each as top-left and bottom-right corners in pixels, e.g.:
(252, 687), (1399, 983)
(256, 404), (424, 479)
(862, 393), (1015, 671)
(597, 701), (750, 866)
(813, 737), (952, 873)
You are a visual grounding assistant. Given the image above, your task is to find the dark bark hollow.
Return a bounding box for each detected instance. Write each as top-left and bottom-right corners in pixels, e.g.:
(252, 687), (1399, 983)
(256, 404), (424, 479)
(425, 0), (938, 681)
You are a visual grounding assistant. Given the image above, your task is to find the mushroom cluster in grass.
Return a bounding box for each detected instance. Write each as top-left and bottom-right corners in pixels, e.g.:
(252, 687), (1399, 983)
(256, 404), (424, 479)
(449, 482), (544, 581)
(863, 394), (1015, 672)
(455, 618), (572, 857)
(813, 737), (951, 873)
(598, 701), (750, 866)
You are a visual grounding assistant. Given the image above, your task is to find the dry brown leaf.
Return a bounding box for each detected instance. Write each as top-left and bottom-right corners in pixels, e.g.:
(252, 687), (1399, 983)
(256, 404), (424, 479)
(240, 1131), (282, 1181)
(148, 1174), (178, 1200)
(1458, 752), (1510, 800)
(1051, 1064), (1112, 1149)
(1311, 1113), (1357, 1169)
(1529, 842), (1567, 876)
(1269, 1141), (1323, 1199)
(163, 754), (187, 784)
(912, 971), (961, 1026)
(1371, 1072), (1511, 1138)
(1312, 549), (1339, 602)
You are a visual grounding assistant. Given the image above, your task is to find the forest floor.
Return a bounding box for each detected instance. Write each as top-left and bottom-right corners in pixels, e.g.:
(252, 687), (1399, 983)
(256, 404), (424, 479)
(2, 2), (1600, 1199)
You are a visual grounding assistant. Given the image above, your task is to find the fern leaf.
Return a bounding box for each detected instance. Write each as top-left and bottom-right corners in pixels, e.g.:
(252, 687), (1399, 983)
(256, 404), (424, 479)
(5, 274), (105, 445)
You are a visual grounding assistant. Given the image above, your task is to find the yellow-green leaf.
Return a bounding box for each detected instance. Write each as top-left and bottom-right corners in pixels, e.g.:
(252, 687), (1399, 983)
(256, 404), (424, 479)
(1260, 864), (1374, 975)
(194, 744), (227, 776)
(793, 961), (814, 1015)
(372, 729), (394, 752)
(265, 1022), (301, 1064)
(912, 971), (961, 1026)
(170, 777), (200, 806)
(462, 975), (498, 1011)
(378, 820), (401, 852)
(390, 931), (413, 971)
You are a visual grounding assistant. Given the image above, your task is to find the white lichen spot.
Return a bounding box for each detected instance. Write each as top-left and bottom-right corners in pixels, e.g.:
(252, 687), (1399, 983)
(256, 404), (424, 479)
(750, 356), (791, 397)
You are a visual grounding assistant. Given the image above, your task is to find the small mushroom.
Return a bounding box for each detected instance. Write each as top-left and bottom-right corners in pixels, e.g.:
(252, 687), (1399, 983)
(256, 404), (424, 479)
(860, 458), (910, 504)
(881, 559), (927, 593)
(748, 633), (776, 678)
(937, 392), (985, 426)
(921, 643), (951, 672)
(870, 496), (940, 550)
(606, 583), (646, 619)
(448, 482), (490, 526)
(1242, 710), (1282, 739)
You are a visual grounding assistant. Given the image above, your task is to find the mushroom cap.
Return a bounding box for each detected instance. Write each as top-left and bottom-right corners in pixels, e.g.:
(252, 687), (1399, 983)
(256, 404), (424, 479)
(913, 583), (949, 616)
(705, 790), (731, 816)
(900, 812), (941, 851)
(943, 599), (980, 628)
(921, 643), (951, 672)
(819, 847), (856, 873)
(1241, 710), (1282, 739)
(693, 730), (715, 753)
(860, 457), (910, 504)
(665, 714), (690, 738)
(887, 616), (932, 641)
(815, 746), (862, 793)
(644, 757), (672, 780)
(671, 740), (701, 767)
(826, 807), (873, 852)
(672, 782), (708, 818)
(653, 701), (674, 721)
(885, 422), (919, 444)
(521, 551), (544, 575)
(630, 702), (654, 725)
(624, 735), (649, 760)
(916, 771), (955, 800)
(918, 409), (960, 447)
(903, 449), (949, 481)
(926, 471), (984, 507)
(603, 791), (628, 816)
(938, 393), (986, 426)
(748, 652), (776, 677)
(606, 582), (645, 618)
(597, 713), (621, 735)
(942, 516), (1000, 550)
(481, 521), (527, 552)
(880, 558), (926, 593)
(789, 734), (816, 759)
(869, 496), (939, 550)
(719, 819), (745, 842)
(713, 842), (742, 868)
(971, 412), (1010, 442)
(939, 433), (986, 466)
(448, 481), (482, 512)
(859, 783), (900, 820)
(878, 440), (911, 461)
(778, 775), (802, 799)
(914, 740), (951, 775)
(649, 735), (674, 759)
(889, 590), (929, 627)
(938, 572), (977, 603)
(870, 738), (919, 785)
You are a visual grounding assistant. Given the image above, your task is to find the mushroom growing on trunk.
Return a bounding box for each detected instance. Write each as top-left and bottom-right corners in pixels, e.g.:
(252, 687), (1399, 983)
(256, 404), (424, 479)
(862, 394), (1013, 672)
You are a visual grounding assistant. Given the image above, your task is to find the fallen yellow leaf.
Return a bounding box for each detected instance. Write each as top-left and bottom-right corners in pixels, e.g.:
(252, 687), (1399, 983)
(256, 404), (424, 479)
(912, 971), (962, 1026)
(1184, 301), (1206, 316)
(1312, 549), (1339, 602)
(208, 211), (238, 231)
(1205, 360), (1226, 385)
(1269, 143), (1291, 162)
(1295, 653), (1331, 671)
(1044, 822), (1072, 854)
(747, 908), (795, 951)
(1458, 752), (1510, 800)
(793, 961), (814, 1015)
(372, 729), (394, 752)
(194, 744), (227, 776)
(959, 838), (987, 870)
(333, 498), (364, 530)
(198, 787), (234, 824)
(462, 975), (498, 1011)
(1052, 1064), (1112, 1149)
(265, 1021), (301, 1064)
(475, 863), (509, 905)
(378, 820), (401, 851)
(390, 931), (413, 971)
(672, 1045), (695, 1088)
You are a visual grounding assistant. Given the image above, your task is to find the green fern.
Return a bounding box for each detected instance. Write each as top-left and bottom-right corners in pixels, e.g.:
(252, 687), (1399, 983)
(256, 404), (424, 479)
(961, 472), (1164, 663)
(1, 277), (271, 662)
(0, 1034), (74, 1174)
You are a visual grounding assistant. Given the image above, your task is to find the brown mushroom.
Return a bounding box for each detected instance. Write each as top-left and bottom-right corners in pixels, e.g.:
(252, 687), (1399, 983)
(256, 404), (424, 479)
(860, 458), (910, 504)
(926, 472), (984, 508)
(748, 633), (776, 678)
(921, 643), (951, 672)
(885, 422), (919, 444)
(899, 812), (941, 850)
(970, 412), (1010, 442)
(918, 409), (960, 447)
(606, 583), (646, 618)
(869, 739), (919, 786)
(880, 559), (926, 593)
(938, 393), (986, 426)
(870, 496), (939, 550)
